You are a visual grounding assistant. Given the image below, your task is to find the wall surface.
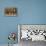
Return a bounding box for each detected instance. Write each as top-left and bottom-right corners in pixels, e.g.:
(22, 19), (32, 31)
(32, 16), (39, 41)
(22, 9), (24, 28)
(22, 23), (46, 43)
(0, 0), (46, 45)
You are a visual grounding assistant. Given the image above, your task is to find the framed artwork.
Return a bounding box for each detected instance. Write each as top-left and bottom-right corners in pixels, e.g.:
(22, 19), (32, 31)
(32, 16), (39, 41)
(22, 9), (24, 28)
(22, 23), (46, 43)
(4, 7), (17, 16)
(18, 24), (46, 41)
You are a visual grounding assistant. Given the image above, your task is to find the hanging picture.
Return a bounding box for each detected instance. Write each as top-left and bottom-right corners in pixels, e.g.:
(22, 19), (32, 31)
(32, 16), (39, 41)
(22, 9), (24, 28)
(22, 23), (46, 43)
(18, 24), (46, 41)
(4, 7), (17, 16)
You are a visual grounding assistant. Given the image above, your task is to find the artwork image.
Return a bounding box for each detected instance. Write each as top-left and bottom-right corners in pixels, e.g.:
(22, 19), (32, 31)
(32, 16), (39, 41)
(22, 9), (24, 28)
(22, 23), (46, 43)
(18, 24), (46, 41)
(4, 7), (17, 16)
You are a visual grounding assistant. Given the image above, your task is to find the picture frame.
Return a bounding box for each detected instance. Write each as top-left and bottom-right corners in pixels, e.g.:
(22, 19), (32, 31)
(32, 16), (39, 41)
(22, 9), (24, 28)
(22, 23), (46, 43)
(4, 7), (17, 16)
(18, 24), (46, 41)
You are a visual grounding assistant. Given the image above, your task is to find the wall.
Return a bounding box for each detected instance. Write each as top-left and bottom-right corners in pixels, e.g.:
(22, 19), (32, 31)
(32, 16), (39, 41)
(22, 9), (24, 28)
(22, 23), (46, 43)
(0, 0), (46, 44)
